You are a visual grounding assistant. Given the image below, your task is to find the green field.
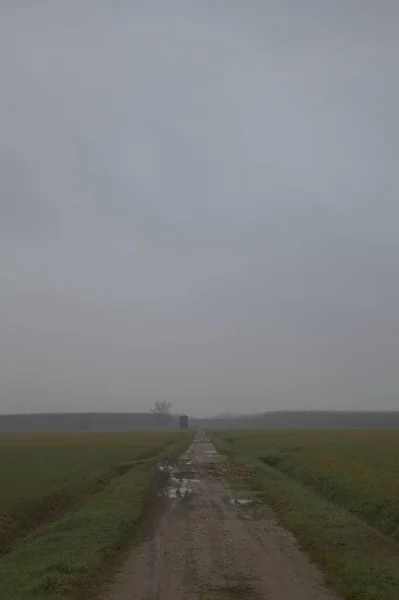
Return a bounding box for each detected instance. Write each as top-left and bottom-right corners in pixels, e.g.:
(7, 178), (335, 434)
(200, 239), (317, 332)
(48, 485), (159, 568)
(0, 431), (191, 600)
(3, 429), (399, 600)
(212, 429), (399, 600)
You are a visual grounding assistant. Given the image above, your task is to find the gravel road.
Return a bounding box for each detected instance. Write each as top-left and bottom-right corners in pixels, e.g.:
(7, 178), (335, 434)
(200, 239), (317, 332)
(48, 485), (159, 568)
(106, 431), (340, 600)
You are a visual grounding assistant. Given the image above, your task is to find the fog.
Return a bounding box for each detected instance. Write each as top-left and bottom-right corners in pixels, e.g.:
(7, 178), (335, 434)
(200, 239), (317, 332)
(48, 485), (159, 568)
(1, 2), (398, 417)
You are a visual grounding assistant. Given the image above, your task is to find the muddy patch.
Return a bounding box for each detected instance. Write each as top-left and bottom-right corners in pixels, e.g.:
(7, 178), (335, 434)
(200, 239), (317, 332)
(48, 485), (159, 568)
(200, 571), (258, 599)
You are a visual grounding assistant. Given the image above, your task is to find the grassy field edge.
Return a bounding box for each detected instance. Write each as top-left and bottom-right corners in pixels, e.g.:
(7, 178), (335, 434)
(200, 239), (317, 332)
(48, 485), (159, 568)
(0, 434), (192, 600)
(211, 432), (399, 600)
(1, 434), (184, 556)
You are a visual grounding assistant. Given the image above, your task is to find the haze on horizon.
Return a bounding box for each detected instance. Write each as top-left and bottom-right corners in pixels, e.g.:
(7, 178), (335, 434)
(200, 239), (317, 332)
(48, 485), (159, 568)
(1, 2), (398, 418)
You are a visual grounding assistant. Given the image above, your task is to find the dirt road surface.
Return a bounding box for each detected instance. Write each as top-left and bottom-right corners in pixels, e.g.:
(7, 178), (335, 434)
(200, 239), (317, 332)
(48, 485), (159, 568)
(106, 432), (340, 600)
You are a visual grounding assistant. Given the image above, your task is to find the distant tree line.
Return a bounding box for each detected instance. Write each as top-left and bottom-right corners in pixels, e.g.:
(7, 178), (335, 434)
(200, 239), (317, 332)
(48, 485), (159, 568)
(1, 410), (399, 432)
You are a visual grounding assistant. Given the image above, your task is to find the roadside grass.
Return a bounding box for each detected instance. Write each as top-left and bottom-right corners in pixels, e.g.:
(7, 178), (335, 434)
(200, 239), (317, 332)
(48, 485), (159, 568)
(0, 432), (192, 600)
(211, 430), (399, 600)
(211, 429), (399, 540)
(0, 431), (181, 554)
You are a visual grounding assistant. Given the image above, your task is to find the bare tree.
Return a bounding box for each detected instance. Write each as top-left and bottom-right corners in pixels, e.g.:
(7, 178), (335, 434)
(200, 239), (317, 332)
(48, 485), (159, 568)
(151, 401), (172, 426)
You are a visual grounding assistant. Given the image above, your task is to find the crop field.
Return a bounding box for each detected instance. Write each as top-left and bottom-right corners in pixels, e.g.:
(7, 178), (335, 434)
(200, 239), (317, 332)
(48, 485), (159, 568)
(3, 429), (399, 600)
(0, 430), (191, 600)
(212, 429), (399, 600)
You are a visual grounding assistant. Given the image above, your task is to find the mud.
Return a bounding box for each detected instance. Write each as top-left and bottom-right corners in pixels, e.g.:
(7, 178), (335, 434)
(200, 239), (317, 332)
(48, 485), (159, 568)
(106, 431), (341, 600)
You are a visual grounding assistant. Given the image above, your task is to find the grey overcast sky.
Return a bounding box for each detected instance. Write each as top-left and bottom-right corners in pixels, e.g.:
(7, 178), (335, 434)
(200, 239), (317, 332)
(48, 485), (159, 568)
(1, 2), (398, 416)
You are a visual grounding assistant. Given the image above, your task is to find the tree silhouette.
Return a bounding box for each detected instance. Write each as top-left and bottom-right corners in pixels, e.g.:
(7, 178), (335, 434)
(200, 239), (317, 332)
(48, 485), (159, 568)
(151, 401), (172, 426)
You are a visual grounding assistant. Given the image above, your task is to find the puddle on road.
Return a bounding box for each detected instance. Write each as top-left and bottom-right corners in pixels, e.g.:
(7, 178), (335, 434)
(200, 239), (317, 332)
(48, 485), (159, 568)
(166, 481), (187, 500)
(162, 433), (222, 501)
(157, 464), (172, 473)
(165, 466), (201, 500)
(166, 477), (200, 499)
(231, 498), (254, 506)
